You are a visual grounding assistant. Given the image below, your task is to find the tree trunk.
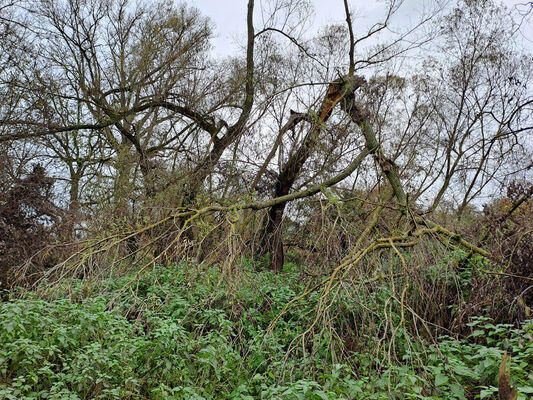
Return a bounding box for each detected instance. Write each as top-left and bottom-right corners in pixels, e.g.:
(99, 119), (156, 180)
(263, 203), (286, 272)
(262, 76), (366, 271)
(340, 89), (407, 206)
(139, 152), (157, 199)
(68, 171), (80, 215)
(113, 143), (134, 211)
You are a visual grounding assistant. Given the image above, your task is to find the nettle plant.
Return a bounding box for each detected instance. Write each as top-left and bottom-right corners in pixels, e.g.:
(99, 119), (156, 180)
(0, 262), (531, 400)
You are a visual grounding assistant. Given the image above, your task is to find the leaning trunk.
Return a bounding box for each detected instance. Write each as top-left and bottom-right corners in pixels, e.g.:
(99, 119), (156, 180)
(262, 76), (365, 271)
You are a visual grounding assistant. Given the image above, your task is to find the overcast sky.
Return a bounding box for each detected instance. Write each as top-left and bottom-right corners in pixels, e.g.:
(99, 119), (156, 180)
(192, 0), (532, 57)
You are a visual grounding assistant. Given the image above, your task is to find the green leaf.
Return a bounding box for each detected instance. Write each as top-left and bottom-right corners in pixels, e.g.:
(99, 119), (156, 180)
(449, 383), (464, 398)
(518, 386), (533, 394)
(453, 364), (478, 379)
(435, 373), (449, 386)
(479, 387), (497, 399)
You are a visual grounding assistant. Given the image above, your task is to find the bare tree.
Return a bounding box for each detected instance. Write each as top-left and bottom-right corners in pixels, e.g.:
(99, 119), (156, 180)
(406, 0), (533, 213)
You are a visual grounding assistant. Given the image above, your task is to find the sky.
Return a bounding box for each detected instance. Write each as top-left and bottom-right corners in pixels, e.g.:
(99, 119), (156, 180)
(192, 0), (533, 57)
(194, 0), (402, 56)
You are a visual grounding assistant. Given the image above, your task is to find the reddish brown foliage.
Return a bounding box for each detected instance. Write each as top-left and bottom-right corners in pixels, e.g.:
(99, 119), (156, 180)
(0, 164), (62, 288)
(475, 181), (533, 321)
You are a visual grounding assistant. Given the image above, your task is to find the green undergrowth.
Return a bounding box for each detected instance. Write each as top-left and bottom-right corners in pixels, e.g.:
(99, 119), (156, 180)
(0, 263), (532, 399)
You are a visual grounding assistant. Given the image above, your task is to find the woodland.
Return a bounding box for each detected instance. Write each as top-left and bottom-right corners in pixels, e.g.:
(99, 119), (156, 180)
(0, 0), (532, 398)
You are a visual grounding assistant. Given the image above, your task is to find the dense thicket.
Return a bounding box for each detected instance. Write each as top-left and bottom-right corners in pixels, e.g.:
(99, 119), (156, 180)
(1, 264), (532, 399)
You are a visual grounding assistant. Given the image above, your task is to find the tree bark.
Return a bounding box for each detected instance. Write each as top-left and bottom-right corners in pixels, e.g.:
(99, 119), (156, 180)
(113, 142), (134, 211)
(263, 76), (366, 271)
(340, 86), (407, 206)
